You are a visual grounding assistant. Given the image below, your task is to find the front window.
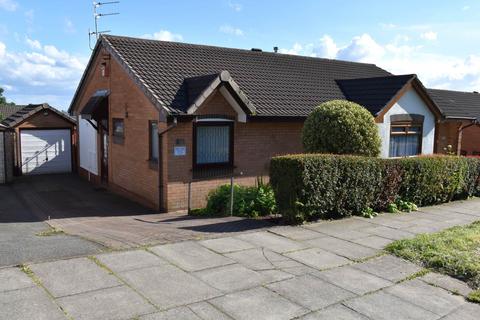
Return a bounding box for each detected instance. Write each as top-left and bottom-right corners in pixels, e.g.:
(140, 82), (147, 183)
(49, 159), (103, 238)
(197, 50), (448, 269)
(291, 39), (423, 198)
(389, 123), (422, 157)
(194, 122), (233, 167)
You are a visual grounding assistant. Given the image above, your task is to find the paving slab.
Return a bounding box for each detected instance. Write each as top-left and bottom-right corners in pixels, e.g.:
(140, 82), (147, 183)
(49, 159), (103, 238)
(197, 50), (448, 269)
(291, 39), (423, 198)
(96, 249), (167, 273)
(420, 272), (473, 296)
(344, 290), (438, 320)
(305, 237), (379, 260)
(316, 265), (393, 295)
(361, 225), (416, 240)
(0, 268), (35, 292)
(188, 301), (232, 320)
(285, 247), (351, 270)
(441, 302), (480, 320)
(199, 237), (255, 253)
(29, 257), (121, 298)
(237, 231), (308, 253)
(57, 285), (155, 320)
(300, 304), (369, 320)
(306, 219), (374, 233)
(0, 286), (66, 320)
(269, 226), (326, 241)
(140, 306), (201, 320)
(266, 274), (356, 311)
(352, 254), (422, 282)
(194, 264), (268, 292)
(350, 235), (394, 249)
(119, 264), (220, 309)
(258, 269), (295, 282)
(385, 279), (465, 316)
(225, 247), (302, 271)
(210, 286), (307, 320)
(150, 241), (234, 272)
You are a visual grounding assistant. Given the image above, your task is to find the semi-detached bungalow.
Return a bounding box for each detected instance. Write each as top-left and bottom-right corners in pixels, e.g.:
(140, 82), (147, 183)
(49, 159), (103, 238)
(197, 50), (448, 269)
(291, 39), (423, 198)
(68, 35), (480, 211)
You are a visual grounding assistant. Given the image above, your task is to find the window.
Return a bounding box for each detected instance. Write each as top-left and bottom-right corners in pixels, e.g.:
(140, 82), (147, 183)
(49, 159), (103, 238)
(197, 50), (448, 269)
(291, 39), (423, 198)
(194, 122), (233, 168)
(112, 118), (124, 138)
(149, 121), (159, 162)
(112, 118), (124, 144)
(389, 123), (423, 157)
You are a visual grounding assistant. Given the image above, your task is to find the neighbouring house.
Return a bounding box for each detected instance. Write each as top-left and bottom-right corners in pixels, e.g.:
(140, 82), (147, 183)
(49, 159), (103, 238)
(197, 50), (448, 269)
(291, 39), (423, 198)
(428, 89), (480, 155)
(0, 104), (76, 176)
(68, 35), (477, 211)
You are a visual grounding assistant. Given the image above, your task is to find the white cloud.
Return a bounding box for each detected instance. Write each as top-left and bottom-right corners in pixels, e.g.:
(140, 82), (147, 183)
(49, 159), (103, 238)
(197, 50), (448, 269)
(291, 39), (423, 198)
(228, 1), (242, 12)
(25, 37), (41, 50)
(0, 39), (87, 109)
(462, 5), (470, 11)
(278, 33), (480, 92)
(0, 0), (17, 11)
(24, 9), (34, 24)
(420, 31), (437, 41)
(141, 30), (183, 42)
(219, 25), (244, 36)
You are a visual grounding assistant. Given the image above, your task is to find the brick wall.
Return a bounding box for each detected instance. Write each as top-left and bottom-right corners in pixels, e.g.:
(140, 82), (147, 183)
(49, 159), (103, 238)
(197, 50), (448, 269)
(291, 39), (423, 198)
(436, 121), (480, 155)
(461, 124), (480, 155)
(70, 51), (164, 209)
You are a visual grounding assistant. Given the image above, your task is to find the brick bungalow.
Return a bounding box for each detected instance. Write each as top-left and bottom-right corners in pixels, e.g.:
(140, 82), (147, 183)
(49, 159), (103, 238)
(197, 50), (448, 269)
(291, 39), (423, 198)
(68, 35), (477, 211)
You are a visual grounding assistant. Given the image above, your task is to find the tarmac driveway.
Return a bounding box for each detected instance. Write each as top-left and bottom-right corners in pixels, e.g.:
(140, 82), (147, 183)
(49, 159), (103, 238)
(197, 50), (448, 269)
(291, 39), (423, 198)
(0, 183), (102, 267)
(3, 174), (273, 253)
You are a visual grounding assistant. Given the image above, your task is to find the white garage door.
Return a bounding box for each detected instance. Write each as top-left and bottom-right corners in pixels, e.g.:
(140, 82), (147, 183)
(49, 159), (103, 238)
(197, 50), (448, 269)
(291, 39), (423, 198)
(20, 129), (72, 175)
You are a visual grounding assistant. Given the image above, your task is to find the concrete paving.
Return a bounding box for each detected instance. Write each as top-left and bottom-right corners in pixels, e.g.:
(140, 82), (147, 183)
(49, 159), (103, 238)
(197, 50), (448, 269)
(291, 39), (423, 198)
(1, 198), (480, 320)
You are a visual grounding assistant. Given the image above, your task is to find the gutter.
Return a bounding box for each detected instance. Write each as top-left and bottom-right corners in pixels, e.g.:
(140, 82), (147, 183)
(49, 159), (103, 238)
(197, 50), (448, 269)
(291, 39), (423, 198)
(157, 117), (177, 212)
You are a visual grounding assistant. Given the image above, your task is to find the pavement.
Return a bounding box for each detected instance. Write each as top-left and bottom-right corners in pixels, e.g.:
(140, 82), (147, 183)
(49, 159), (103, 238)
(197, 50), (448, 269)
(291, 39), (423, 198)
(1, 198), (480, 320)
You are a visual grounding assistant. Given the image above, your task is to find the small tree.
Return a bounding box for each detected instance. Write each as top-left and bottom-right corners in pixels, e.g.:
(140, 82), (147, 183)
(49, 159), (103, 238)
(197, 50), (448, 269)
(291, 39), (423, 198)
(302, 100), (381, 157)
(0, 87), (15, 106)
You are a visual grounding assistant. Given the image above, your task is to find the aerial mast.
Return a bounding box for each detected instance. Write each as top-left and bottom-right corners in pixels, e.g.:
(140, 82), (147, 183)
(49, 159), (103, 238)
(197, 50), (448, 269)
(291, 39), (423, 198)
(88, 1), (120, 50)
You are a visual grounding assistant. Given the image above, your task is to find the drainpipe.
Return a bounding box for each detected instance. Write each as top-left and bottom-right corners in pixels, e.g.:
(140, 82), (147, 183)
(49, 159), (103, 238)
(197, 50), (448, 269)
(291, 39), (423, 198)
(157, 116), (177, 212)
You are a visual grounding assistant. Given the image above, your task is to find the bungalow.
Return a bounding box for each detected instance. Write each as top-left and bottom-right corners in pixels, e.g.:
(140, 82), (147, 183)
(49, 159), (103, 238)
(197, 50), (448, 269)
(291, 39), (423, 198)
(68, 35), (476, 211)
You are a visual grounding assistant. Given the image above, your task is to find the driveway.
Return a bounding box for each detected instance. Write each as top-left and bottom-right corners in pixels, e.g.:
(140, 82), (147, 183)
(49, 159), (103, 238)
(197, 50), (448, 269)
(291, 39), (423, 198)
(2, 174), (273, 260)
(1, 198), (479, 320)
(0, 184), (102, 267)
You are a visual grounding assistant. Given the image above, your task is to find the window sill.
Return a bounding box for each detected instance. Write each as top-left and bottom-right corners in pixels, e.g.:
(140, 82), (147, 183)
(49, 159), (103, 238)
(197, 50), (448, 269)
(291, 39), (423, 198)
(192, 165), (234, 180)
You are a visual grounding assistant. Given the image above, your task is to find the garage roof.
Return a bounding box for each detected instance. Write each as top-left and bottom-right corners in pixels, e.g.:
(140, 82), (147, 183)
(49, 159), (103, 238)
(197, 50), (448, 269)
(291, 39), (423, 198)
(1, 104), (76, 128)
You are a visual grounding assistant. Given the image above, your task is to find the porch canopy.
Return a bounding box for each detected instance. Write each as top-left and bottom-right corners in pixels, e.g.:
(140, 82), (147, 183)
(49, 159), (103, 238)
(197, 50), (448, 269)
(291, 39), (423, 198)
(80, 89), (109, 120)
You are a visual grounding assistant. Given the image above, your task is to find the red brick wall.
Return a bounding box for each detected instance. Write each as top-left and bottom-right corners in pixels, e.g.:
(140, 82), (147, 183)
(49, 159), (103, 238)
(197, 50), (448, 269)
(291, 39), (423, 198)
(166, 90), (304, 211)
(70, 51), (164, 209)
(461, 124), (480, 155)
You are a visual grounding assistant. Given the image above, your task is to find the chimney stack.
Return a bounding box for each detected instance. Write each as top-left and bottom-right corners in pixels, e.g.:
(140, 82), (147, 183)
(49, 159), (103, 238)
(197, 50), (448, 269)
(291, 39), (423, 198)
(273, 46), (278, 53)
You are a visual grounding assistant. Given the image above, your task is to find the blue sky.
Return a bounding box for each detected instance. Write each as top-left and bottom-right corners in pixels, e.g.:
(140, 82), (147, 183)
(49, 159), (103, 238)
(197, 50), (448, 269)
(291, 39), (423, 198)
(0, 0), (479, 110)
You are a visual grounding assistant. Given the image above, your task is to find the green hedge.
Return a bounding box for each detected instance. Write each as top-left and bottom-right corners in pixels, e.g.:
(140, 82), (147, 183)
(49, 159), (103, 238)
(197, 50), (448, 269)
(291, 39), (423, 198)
(270, 154), (480, 223)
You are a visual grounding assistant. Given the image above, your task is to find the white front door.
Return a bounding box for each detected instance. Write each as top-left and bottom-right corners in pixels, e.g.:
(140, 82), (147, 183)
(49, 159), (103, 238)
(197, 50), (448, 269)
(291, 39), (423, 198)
(20, 129), (72, 175)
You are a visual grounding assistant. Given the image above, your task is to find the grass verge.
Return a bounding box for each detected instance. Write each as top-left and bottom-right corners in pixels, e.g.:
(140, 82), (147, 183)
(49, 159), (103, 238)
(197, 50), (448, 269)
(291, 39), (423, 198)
(36, 227), (64, 237)
(386, 221), (480, 296)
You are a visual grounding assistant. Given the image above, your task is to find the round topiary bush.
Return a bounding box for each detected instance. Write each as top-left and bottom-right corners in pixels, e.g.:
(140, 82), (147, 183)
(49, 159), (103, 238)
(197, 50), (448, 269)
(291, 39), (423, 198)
(302, 100), (381, 157)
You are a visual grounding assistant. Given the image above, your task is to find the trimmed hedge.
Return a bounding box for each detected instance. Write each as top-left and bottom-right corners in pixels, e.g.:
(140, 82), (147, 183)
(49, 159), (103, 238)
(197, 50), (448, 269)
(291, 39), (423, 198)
(270, 154), (480, 223)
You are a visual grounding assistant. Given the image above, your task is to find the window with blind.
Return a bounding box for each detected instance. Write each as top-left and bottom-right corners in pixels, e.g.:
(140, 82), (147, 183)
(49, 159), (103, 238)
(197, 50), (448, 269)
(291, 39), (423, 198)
(194, 122), (233, 168)
(389, 123), (423, 157)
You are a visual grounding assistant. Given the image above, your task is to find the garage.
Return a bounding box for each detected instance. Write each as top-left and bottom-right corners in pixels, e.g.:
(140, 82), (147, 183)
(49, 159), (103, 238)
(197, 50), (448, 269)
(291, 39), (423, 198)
(0, 103), (76, 176)
(20, 129), (72, 175)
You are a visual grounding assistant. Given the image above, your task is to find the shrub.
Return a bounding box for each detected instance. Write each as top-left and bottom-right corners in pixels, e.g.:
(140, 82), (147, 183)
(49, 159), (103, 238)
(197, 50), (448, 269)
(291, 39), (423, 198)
(200, 180), (276, 218)
(302, 100), (381, 157)
(270, 154), (480, 223)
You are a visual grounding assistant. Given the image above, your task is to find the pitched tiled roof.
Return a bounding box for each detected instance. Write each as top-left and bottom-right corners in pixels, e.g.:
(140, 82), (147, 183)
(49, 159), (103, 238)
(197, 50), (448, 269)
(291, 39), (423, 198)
(336, 75), (416, 116)
(1, 103), (76, 127)
(0, 104), (24, 121)
(428, 89), (480, 120)
(99, 35), (392, 117)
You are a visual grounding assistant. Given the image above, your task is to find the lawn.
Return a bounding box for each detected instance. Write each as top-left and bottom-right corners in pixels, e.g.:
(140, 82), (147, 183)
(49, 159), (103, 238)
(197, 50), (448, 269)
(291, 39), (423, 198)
(386, 221), (480, 303)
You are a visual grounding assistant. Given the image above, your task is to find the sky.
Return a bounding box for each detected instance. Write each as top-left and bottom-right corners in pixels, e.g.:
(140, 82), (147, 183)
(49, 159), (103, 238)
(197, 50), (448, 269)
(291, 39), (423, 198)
(0, 0), (479, 110)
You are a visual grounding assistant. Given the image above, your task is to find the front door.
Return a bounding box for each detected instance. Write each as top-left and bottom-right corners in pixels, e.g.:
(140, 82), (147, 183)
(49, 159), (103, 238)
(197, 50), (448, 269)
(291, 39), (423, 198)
(100, 120), (109, 184)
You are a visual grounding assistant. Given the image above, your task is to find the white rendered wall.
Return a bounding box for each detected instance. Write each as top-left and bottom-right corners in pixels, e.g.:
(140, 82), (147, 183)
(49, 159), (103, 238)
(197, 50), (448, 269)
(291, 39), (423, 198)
(377, 88), (436, 158)
(78, 117), (98, 175)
